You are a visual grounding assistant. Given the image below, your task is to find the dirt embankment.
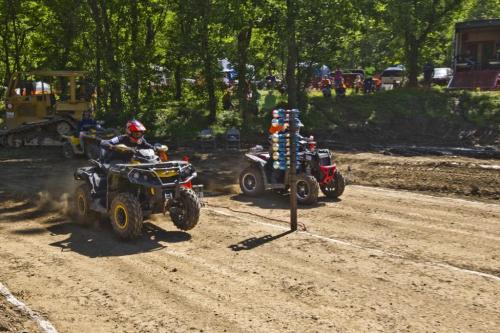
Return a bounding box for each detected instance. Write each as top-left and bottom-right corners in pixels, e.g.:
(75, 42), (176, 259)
(188, 149), (500, 202)
(0, 147), (498, 202)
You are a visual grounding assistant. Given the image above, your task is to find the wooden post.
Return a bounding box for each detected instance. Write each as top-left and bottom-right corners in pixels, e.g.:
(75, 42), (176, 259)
(69, 75), (76, 103)
(289, 109), (298, 231)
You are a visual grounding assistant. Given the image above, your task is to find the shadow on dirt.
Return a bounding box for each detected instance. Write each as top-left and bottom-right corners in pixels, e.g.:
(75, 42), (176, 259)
(46, 221), (191, 258)
(229, 193), (337, 209)
(11, 227), (47, 235)
(0, 201), (36, 215)
(229, 230), (294, 251)
(5, 209), (53, 222)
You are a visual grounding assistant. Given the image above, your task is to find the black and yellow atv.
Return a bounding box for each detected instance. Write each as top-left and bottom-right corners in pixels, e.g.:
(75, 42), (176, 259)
(62, 125), (118, 160)
(73, 144), (203, 239)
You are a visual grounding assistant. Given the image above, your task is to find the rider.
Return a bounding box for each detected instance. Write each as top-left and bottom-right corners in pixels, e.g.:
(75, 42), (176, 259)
(100, 119), (154, 161)
(78, 109), (97, 151)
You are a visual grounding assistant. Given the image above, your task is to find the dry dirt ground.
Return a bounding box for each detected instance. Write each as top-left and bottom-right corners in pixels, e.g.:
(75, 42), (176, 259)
(0, 147), (499, 333)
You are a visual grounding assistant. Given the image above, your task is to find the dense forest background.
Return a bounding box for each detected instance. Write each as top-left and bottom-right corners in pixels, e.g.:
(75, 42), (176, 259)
(1, 0), (499, 141)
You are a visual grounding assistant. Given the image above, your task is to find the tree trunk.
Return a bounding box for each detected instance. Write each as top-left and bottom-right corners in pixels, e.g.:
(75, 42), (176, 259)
(130, 0), (140, 117)
(93, 0), (122, 115)
(174, 64), (182, 100)
(1, 23), (11, 85)
(236, 26), (252, 121)
(286, 0), (298, 108)
(201, 0), (216, 124)
(406, 34), (419, 87)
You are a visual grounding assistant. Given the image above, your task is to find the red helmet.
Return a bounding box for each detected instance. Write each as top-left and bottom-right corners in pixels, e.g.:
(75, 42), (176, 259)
(126, 120), (146, 143)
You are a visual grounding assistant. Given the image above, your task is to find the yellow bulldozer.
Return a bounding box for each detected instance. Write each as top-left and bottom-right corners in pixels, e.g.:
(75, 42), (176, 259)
(1, 70), (96, 147)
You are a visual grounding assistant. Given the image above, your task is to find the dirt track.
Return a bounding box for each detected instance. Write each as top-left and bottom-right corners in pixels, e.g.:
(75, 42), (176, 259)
(0, 148), (499, 332)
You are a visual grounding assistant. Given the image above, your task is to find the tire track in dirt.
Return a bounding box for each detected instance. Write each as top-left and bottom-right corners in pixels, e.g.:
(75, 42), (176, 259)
(205, 185), (500, 277)
(1, 149), (500, 332)
(1, 200), (499, 332)
(206, 205), (500, 281)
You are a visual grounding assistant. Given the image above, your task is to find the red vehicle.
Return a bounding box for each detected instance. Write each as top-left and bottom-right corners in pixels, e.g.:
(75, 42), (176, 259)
(239, 138), (345, 205)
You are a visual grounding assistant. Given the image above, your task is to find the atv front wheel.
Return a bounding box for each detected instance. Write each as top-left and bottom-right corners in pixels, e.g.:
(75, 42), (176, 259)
(62, 141), (75, 159)
(110, 193), (143, 239)
(170, 188), (201, 231)
(239, 166), (265, 196)
(74, 183), (97, 224)
(320, 171), (345, 198)
(295, 174), (319, 205)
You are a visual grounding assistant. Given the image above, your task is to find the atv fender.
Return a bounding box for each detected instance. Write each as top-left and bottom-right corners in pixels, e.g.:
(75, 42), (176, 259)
(243, 154), (270, 188)
(74, 167), (101, 195)
(244, 153), (267, 167)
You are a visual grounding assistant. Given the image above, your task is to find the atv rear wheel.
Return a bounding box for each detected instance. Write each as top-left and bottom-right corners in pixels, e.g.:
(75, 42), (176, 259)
(320, 171), (345, 198)
(62, 141), (75, 159)
(170, 188), (201, 231)
(295, 174), (319, 205)
(110, 193), (143, 239)
(74, 183), (97, 224)
(239, 166), (265, 196)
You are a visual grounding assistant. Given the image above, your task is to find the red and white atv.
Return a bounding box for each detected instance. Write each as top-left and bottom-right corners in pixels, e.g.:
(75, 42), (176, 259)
(239, 138), (345, 205)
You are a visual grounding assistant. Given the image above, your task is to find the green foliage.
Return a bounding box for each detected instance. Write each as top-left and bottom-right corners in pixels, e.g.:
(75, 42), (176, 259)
(0, 0), (497, 140)
(307, 89), (499, 142)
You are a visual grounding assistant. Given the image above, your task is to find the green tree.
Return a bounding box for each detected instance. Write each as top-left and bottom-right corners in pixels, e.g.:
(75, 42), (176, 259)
(386, 0), (468, 86)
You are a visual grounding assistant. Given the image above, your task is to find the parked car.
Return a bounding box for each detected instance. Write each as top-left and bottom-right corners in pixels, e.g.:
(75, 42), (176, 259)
(432, 67), (453, 85)
(380, 66), (406, 88)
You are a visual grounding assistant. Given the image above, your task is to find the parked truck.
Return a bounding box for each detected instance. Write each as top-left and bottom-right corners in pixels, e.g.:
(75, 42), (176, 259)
(1, 70), (95, 147)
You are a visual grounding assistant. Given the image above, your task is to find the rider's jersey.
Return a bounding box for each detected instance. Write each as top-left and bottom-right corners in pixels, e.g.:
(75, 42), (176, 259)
(100, 135), (154, 162)
(101, 135), (153, 149)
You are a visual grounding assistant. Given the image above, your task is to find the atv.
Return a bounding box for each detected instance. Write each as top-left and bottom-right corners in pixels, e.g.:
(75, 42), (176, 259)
(62, 124), (118, 160)
(73, 144), (203, 239)
(239, 138), (345, 205)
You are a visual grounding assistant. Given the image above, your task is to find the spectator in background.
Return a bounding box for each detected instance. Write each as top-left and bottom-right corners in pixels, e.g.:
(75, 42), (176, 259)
(423, 62), (434, 87)
(320, 75), (331, 89)
(265, 73), (277, 89)
(222, 89), (234, 110)
(320, 75), (332, 97)
(354, 74), (363, 94)
(335, 77), (347, 98)
(363, 76), (375, 93)
(77, 110), (97, 150)
(263, 90), (277, 110)
(333, 68), (343, 88)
